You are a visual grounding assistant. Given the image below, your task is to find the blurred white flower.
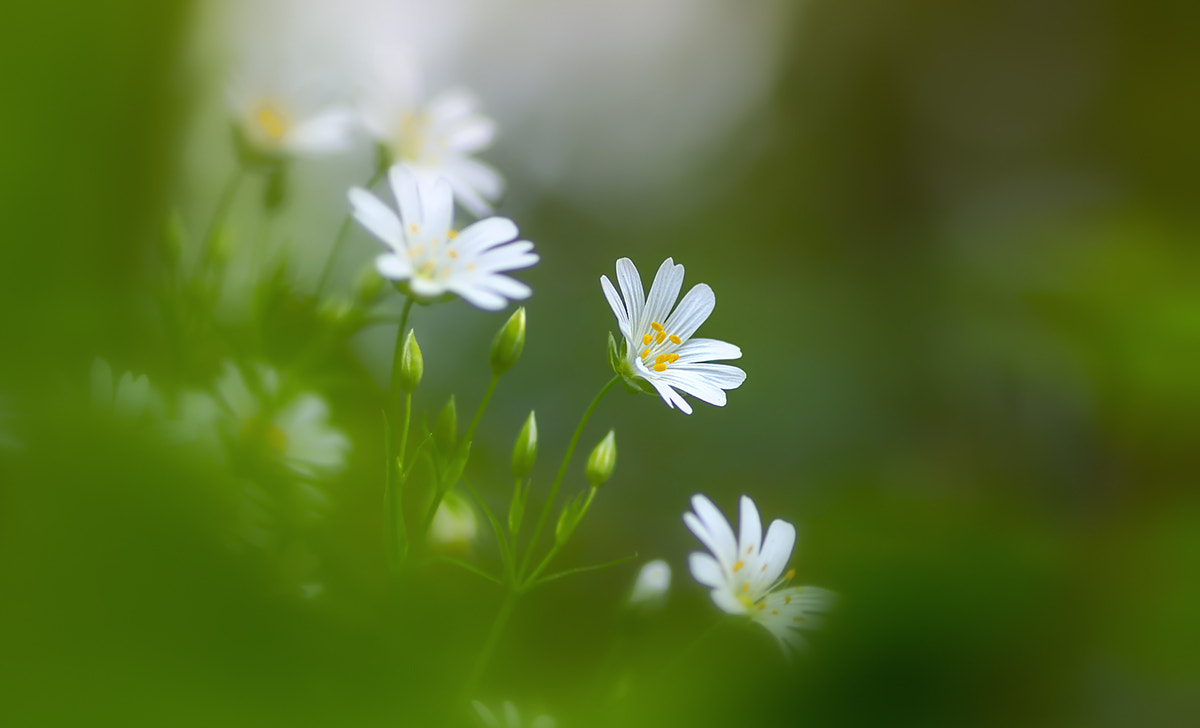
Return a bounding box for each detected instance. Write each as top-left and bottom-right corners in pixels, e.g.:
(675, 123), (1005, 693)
(628, 559), (671, 611)
(358, 52), (503, 216)
(472, 700), (555, 728)
(685, 494), (834, 654)
(211, 361), (351, 478)
(602, 258), (745, 414)
(227, 56), (355, 159)
(90, 358), (160, 422)
(428, 489), (478, 549)
(349, 163), (537, 310)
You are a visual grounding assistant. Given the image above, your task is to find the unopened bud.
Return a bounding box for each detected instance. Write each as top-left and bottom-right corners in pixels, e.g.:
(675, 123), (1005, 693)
(489, 307), (526, 376)
(396, 329), (423, 394)
(434, 395), (458, 455)
(628, 559), (671, 612)
(511, 411), (538, 479)
(585, 430), (617, 488)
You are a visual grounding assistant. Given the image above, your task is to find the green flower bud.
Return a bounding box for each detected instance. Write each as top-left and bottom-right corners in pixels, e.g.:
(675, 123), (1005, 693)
(489, 307), (526, 376)
(511, 411), (538, 479)
(397, 329), (423, 394)
(555, 492), (586, 545)
(434, 395), (458, 455)
(585, 430), (617, 488)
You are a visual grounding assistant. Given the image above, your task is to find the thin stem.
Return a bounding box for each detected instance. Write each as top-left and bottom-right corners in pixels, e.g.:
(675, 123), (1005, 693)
(199, 163), (246, 272)
(522, 486), (597, 587)
(518, 376), (620, 579)
(464, 588), (520, 695)
(387, 297), (416, 406)
(463, 374), (500, 445)
(314, 167), (387, 297)
(383, 296), (415, 569)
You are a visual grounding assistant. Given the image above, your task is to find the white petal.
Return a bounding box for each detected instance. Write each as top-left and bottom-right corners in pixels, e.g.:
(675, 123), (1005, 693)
(285, 108), (354, 155)
(503, 701), (520, 728)
(710, 588), (746, 615)
(348, 188), (402, 250)
(688, 552), (725, 589)
(114, 373), (150, 420)
(738, 495), (763, 560)
(472, 701), (499, 728)
(479, 274), (532, 300)
(473, 242), (538, 272)
(674, 338), (742, 363)
(640, 258), (684, 340)
(669, 363), (746, 390)
(600, 275), (631, 338)
(663, 283), (714, 342)
(647, 376), (692, 414)
(657, 369), (728, 408)
(375, 253), (412, 281)
(446, 116), (496, 154)
(758, 519), (797, 585)
(427, 88), (479, 125)
(447, 177), (492, 218)
(454, 217), (518, 255)
(530, 717), (556, 728)
(689, 494), (737, 566)
(447, 157), (505, 200)
(388, 164), (422, 228)
(447, 280), (507, 310)
(409, 276), (447, 299)
(424, 177), (455, 237)
(614, 258), (645, 329)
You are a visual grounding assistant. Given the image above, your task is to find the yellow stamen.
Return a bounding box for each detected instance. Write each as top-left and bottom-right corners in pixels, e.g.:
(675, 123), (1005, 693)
(254, 104), (288, 141)
(732, 560), (745, 573)
(640, 348), (651, 359)
(653, 363), (667, 372)
(642, 333), (652, 345)
(747, 545), (755, 554)
(793, 616), (805, 622)
(409, 224), (420, 234)
(448, 250), (458, 259)
(667, 353), (680, 363)
(655, 331), (666, 344)
(761, 563), (768, 572)
(447, 229), (457, 239)
(655, 353), (671, 364)
(784, 595), (792, 605)
(409, 245), (425, 257)
(785, 569), (796, 581)
(669, 334), (681, 345)
(741, 583), (750, 593)
(772, 609), (779, 615)
(467, 263), (476, 271)
(756, 602), (766, 611)
(651, 321), (664, 332)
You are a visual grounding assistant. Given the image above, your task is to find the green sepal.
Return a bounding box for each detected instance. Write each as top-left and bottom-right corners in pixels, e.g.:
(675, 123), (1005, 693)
(555, 491), (587, 545)
(608, 331), (656, 395)
(508, 478), (529, 537)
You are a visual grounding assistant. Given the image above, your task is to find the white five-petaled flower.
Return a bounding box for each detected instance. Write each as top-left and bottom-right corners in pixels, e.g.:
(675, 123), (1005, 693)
(359, 75), (504, 217)
(471, 700), (555, 728)
(601, 257), (745, 414)
(227, 59), (354, 158)
(685, 494), (834, 654)
(349, 164), (537, 310)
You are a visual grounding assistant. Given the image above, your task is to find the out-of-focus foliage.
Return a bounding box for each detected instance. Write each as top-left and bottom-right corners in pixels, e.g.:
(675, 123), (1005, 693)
(3, 1), (1199, 727)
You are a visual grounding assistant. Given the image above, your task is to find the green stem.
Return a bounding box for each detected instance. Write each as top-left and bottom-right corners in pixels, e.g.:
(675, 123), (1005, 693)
(523, 487), (598, 588)
(414, 374), (499, 552)
(388, 297), (416, 405)
(518, 376), (619, 579)
(383, 296), (415, 569)
(464, 588), (520, 694)
(314, 167), (386, 297)
(199, 163), (246, 273)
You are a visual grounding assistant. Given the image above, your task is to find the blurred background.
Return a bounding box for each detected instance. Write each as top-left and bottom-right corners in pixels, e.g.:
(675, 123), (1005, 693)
(2, 0), (1198, 726)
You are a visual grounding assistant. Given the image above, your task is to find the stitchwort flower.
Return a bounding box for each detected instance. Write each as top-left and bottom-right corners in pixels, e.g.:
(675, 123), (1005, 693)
(227, 58), (354, 161)
(472, 700), (556, 728)
(685, 494), (834, 654)
(602, 257), (745, 414)
(349, 164), (537, 310)
(359, 74), (504, 217)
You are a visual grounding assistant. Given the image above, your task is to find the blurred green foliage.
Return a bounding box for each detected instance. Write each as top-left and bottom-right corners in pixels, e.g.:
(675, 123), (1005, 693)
(3, 1), (1199, 726)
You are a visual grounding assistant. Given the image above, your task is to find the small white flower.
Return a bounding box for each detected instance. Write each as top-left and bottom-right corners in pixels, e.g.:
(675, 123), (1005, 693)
(601, 257), (745, 414)
(472, 700), (555, 728)
(628, 558), (671, 611)
(685, 494), (834, 654)
(228, 58), (354, 159)
(211, 361), (351, 479)
(91, 358), (160, 422)
(359, 62), (504, 217)
(349, 163), (537, 310)
(428, 489), (478, 549)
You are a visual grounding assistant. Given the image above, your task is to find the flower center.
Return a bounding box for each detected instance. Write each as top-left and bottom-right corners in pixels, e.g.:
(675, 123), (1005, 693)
(253, 102), (290, 143)
(407, 225), (461, 281)
(637, 320), (684, 372)
(241, 415), (289, 455)
(395, 112), (441, 165)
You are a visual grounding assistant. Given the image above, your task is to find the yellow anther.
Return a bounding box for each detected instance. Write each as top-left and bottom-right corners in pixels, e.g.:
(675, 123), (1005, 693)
(655, 331), (666, 344)
(655, 353), (671, 364)
(784, 595), (792, 605)
(741, 583), (750, 593)
(447, 229), (457, 239)
(756, 602), (766, 611)
(409, 224), (419, 233)
(448, 250), (458, 259)
(409, 245), (425, 257)
(785, 569), (796, 581)
(732, 560), (745, 573)
(640, 348), (651, 359)
(467, 263), (476, 271)
(642, 333), (652, 345)
(747, 545), (755, 554)
(761, 563), (768, 572)
(667, 353), (680, 363)
(772, 609), (780, 616)
(669, 334), (681, 345)
(653, 363), (667, 372)
(254, 104), (288, 141)
(651, 321), (664, 332)
(793, 616), (805, 623)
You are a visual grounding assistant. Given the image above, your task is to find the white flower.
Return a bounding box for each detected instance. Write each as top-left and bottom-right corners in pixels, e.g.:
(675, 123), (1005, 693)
(428, 489), (478, 549)
(211, 361), (351, 479)
(227, 58), (354, 159)
(358, 57), (504, 217)
(349, 163), (537, 310)
(685, 494), (834, 654)
(601, 257), (745, 414)
(91, 358), (160, 422)
(628, 558), (671, 611)
(472, 700), (555, 728)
